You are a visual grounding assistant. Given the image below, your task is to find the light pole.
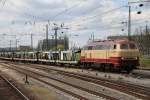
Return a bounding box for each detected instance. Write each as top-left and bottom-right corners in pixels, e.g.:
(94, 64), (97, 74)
(31, 33), (33, 51)
(54, 27), (58, 51)
(128, 5), (131, 40)
(127, 1), (145, 40)
(46, 24), (49, 51)
(16, 39), (19, 51)
(9, 40), (12, 52)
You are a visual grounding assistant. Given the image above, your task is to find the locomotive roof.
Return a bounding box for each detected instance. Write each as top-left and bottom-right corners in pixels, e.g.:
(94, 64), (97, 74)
(87, 39), (134, 46)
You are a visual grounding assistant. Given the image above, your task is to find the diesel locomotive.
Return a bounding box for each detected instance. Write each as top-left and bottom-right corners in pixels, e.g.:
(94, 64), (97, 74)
(80, 39), (139, 71)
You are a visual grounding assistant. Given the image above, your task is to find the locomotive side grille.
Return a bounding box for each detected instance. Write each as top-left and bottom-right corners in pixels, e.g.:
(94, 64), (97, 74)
(118, 50), (139, 58)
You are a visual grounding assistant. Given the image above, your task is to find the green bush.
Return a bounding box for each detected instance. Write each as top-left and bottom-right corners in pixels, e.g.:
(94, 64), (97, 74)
(140, 56), (150, 67)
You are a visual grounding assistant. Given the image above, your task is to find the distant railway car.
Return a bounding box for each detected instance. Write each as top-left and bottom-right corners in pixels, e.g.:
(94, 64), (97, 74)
(61, 51), (73, 61)
(27, 52), (36, 59)
(15, 52), (21, 58)
(75, 50), (81, 61)
(60, 50), (80, 61)
(51, 51), (60, 60)
(6, 52), (12, 58)
(38, 51), (60, 60)
(39, 51), (49, 59)
(80, 39), (140, 71)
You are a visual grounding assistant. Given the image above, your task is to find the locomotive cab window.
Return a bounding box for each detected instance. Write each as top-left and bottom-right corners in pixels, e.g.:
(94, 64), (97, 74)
(120, 43), (137, 49)
(95, 45), (105, 50)
(120, 44), (129, 49)
(88, 46), (93, 50)
(113, 44), (117, 49)
(129, 43), (137, 49)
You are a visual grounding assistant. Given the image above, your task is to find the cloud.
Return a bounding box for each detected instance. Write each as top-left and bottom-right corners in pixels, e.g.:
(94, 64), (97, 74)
(0, 0), (149, 48)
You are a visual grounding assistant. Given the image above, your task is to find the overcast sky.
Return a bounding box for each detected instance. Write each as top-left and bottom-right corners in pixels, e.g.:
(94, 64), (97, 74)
(0, 0), (150, 48)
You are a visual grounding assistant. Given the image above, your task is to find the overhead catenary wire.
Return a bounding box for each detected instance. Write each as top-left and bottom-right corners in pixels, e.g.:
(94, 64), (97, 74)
(8, 0), (119, 25)
(50, 2), (82, 21)
(66, 5), (127, 28)
(2, 0), (150, 25)
(66, 3), (150, 32)
(67, 16), (150, 33)
(9, 1), (85, 24)
(6, 1), (126, 29)
(7, 3), (150, 34)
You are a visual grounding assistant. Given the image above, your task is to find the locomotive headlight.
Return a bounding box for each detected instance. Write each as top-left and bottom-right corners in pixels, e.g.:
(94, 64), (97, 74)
(121, 57), (125, 60)
(135, 57), (137, 60)
(135, 57), (139, 60)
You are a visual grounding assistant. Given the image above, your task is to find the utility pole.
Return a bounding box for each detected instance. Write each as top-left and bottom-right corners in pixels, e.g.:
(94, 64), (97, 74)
(10, 40), (12, 52)
(145, 22), (149, 55)
(128, 1), (145, 40)
(16, 39), (18, 51)
(146, 24), (148, 35)
(46, 24), (48, 51)
(31, 34), (33, 51)
(128, 5), (131, 40)
(52, 26), (59, 62)
(54, 27), (59, 51)
(93, 33), (94, 42)
(9, 40), (13, 60)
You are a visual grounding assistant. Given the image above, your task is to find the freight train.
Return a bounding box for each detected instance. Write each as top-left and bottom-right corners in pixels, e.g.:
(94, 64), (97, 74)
(0, 39), (140, 72)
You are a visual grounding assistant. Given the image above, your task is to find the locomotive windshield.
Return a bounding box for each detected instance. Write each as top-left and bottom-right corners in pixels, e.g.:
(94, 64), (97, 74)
(120, 43), (137, 49)
(120, 44), (128, 49)
(129, 43), (137, 49)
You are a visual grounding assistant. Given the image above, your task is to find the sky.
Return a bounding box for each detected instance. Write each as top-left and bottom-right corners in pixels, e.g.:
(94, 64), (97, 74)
(0, 0), (150, 48)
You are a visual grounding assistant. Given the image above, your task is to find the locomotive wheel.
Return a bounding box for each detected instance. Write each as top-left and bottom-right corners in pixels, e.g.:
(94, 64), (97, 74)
(101, 64), (105, 72)
(109, 64), (114, 72)
(83, 62), (86, 69)
(85, 63), (88, 69)
(87, 63), (91, 69)
(126, 66), (132, 73)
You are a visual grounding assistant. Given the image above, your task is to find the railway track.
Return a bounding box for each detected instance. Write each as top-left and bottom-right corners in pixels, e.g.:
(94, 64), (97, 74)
(138, 67), (150, 71)
(1, 63), (117, 100)
(131, 69), (150, 79)
(0, 73), (29, 100)
(9, 62), (150, 100)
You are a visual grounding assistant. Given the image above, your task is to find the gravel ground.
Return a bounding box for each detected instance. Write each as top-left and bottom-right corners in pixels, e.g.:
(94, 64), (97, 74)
(9, 64), (107, 100)
(0, 64), (78, 100)
(33, 64), (150, 88)
(39, 77), (102, 100)
(15, 64), (138, 100)
(4, 62), (150, 100)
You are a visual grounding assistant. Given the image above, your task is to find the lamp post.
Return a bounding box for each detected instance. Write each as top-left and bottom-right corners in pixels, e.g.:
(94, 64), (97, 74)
(127, 2), (144, 40)
(16, 39), (19, 51)
(128, 5), (131, 40)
